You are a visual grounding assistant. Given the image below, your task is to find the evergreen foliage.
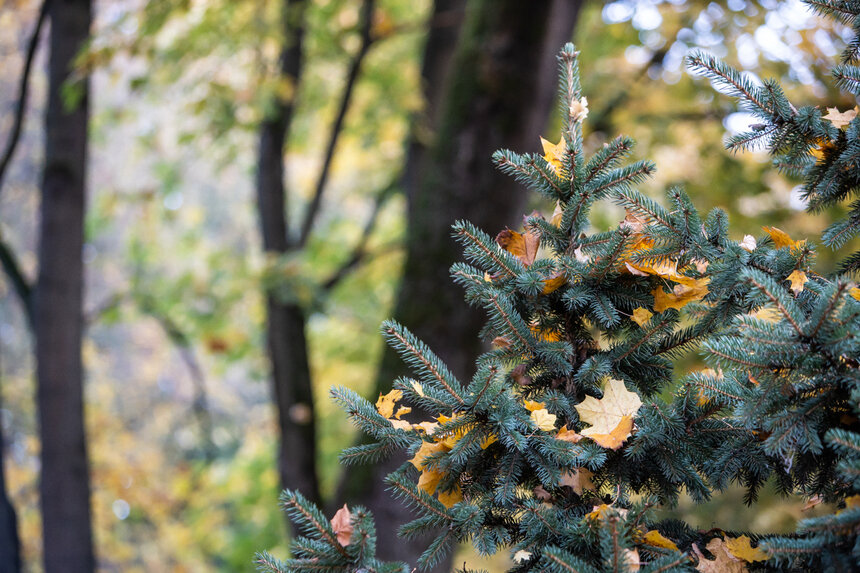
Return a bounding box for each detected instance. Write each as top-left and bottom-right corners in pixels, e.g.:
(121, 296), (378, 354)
(259, 10), (860, 571)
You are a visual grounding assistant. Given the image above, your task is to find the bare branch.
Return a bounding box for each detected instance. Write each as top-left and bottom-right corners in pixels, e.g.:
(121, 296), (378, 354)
(0, 0), (50, 195)
(321, 179), (398, 292)
(297, 0), (376, 246)
(0, 236), (32, 327)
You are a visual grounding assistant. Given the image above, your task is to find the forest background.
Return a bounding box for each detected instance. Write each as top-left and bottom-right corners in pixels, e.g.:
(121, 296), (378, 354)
(0, 0), (857, 571)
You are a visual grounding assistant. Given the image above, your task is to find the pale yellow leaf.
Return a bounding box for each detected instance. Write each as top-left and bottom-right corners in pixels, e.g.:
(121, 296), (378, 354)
(724, 535), (768, 563)
(823, 106), (857, 128)
(531, 408), (558, 431)
(575, 379), (642, 449)
(787, 270), (808, 294)
(739, 235), (757, 252)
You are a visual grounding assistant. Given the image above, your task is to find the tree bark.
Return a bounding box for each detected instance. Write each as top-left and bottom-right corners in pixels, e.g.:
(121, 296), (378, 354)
(345, 0), (584, 567)
(34, 1), (95, 571)
(0, 381), (21, 573)
(256, 0), (322, 509)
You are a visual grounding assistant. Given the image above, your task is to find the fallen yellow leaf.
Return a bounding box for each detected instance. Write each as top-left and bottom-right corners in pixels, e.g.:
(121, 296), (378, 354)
(541, 136), (566, 176)
(724, 535), (768, 563)
(763, 226), (803, 250)
(376, 389), (403, 419)
(643, 529), (679, 551)
(409, 441), (448, 471)
(556, 425), (583, 443)
(850, 287), (859, 301)
(652, 277), (710, 312)
(531, 408), (558, 432)
(575, 378), (642, 450)
(542, 272), (567, 294)
(497, 228), (540, 266)
(787, 270), (808, 294)
(437, 485), (463, 508)
(523, 400), (546, 412)
(417, 468), (443, 495)
(631, 307), (653, 327)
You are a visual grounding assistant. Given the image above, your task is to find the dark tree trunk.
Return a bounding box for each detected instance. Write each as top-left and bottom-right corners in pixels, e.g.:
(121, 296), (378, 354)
(256, 0), (322, 510)
(34, 1), (95, 571)
(344, 0), (585, 568)
(0, 386), (21, 573)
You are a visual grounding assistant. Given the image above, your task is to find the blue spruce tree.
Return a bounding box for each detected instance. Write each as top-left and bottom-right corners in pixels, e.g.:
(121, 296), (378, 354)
(258, 5), (860, 570)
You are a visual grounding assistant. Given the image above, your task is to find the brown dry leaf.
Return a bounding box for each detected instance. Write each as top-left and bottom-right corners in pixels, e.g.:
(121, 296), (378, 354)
(541, 136), (566, 176)
(531, 408), (558, 432)
(823, 106), (857, 128)
(492, 336), (512, 350)
(496, 228), (540, 266)
(510, 364), (533, 386)
(569, 96), (589, 122)
(643, 529), (679, 551)
(330, 504), (354, 547)
(556, 425), (583, 443)
(575, 378), (642, 450)
(652, 278), (710, 312)
(534, 485), (552, 501)
(787, 270), (808, 294)
(801, 495), (823, 511)
(692, 538), (748, 573)
(739, 235), (757, 252)
(376, 389), (403, 419)
(437, 485), (463, 508)
(763, 226), (803, 250)
(724, 535), (768, 563)
(559, 467), (595, 495)
(631, 307), (653, 327)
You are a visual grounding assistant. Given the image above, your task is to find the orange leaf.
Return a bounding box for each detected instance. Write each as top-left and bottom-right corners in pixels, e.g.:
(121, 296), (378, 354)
(542, 272), (567, 294)
(584, 415), (634, 450)
(496, 228), (540, 266)
(763, 226), (802, 250)
(556, 425), (583, 443)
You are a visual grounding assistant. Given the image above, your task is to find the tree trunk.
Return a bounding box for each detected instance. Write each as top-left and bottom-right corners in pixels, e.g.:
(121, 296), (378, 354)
(34, 1), (94, 571)
(256, 0), (322, 510)
(345, 0), (584, 567)
(0, 384), (21, 573)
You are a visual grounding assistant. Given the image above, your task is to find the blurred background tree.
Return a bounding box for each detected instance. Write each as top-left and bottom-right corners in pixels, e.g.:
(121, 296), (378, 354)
(0, 0), (856, 571)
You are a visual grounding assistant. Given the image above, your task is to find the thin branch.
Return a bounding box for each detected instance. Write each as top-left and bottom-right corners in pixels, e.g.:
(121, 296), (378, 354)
(321, 179), (398, 292)
(149, 310), (216, 462)
(0, 237), (32, 327)
(297, 0), (376, 246)
(0, 0), (50, 195)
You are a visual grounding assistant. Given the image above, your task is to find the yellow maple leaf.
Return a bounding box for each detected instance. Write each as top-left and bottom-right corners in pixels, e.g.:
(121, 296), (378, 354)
(556, 425), (583, 443)
(523, 400), (546, 412)
(724, 535), (768, 563)
(851, 287), (860, 301)
(437, 485), (463, 508)
(763, 226), (804, 250)
(541, 136), (566, 176)
(417, 468), (444, 495)
(823, 106), (857, 129)
(559, 467), (595, 495)
(480, 433), (498, 449)
(631, 307), (653, 327)
(787, 270), (808, 294)
(531, 408), (558, 431)
(497, 228), (540, 267)
(575, 378), (642, 450)
(376, 389), (402, 419)
(643, 529), (679, 551)
(409, 441), (448, 471)
(652, 277), (710, 312)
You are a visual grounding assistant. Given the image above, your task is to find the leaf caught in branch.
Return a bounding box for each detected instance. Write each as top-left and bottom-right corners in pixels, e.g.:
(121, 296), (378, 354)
(330, 504), (354, 547)
(575, 378), (642, 450)
(787, 270), (808, 294)
(541, 136), (566, 176)
(496, 228), (540, 266)
(822, 106), (857, 128)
